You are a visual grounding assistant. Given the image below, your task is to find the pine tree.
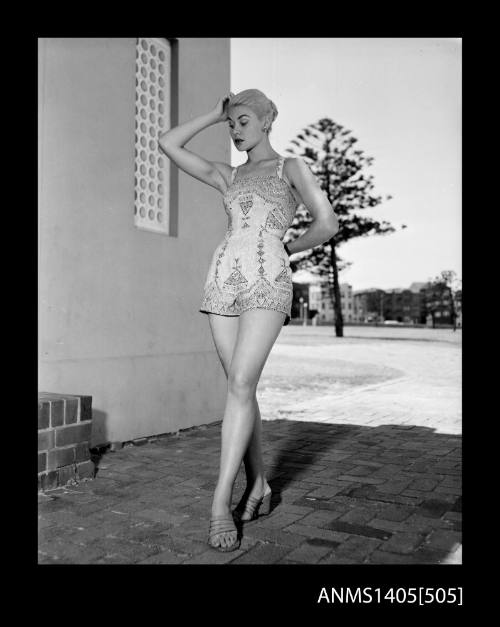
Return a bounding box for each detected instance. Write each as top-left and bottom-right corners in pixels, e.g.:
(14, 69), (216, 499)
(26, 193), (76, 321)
(286, 118), (403, 337)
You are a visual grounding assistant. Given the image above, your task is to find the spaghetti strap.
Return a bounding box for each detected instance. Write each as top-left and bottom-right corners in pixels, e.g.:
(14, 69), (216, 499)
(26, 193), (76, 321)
(230, 166), (238, 184)
(276, 156), (285, 179)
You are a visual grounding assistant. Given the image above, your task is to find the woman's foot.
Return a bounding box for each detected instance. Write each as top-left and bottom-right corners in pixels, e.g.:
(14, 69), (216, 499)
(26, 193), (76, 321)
(208, 511), (240, 552)
(209, 498), (239, 551)
(234, 478), (272, 522)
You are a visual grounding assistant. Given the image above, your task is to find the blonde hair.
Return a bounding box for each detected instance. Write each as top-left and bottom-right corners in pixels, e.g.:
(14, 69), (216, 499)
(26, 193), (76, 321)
(228, 89), (278, 133)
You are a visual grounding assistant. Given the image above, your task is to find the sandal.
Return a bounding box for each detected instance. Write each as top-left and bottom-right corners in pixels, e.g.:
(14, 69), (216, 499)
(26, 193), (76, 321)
(208, 514), (241, 552)
(234, 484), (272, 522)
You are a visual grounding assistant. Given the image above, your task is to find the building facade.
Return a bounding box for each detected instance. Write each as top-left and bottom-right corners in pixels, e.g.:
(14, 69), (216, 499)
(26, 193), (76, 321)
(309, 282), (332, 322)
(455, 289), (462, 328)
(291, 282), (312, 320)
(384, 288), (425, 324)
(353, 289), (385, 323)
(353, 283), (430, 324)
(339, 283), (355, 322)
(421, 282), (455, 326)
(295, 275), (459, 327)
(306, 282), (355, 323)
(39, 38), (231, 446)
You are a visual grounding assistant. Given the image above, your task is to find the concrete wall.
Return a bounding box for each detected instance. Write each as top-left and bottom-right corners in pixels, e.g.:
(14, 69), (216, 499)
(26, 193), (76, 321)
(38, 38), (231, 446)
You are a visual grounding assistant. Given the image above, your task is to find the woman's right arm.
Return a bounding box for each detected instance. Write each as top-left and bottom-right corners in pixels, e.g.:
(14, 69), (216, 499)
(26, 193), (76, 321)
(158, 95), (233, 194)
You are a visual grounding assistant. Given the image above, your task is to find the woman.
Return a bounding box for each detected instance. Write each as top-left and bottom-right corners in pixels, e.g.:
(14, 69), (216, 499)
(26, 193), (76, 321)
(159, 89), (338, 552)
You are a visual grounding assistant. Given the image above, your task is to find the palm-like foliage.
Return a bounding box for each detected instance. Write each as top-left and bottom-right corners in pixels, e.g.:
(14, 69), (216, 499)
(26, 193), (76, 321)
(286, 118), (401, 336)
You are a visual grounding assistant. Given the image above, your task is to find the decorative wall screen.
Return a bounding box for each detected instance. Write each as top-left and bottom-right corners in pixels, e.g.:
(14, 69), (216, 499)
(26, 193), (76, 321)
(134, 38), (171, 234)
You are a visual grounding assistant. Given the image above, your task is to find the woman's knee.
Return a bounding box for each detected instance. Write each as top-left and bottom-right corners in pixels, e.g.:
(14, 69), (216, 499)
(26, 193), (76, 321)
(227, 370), (257, 398)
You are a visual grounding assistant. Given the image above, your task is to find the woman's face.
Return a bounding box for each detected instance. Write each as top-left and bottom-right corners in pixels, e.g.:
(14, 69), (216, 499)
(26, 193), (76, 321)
(227, 105), (266, 151)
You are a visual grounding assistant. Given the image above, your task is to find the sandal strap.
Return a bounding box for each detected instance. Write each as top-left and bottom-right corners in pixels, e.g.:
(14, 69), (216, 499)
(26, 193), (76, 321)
(209, 522), (237, 533)
(210, 514), (234, 523)
(209, 516), (237, 536)
(243, 499), (260, 512)
(242, 489), (271, 513)
(246, 494), (262, 504)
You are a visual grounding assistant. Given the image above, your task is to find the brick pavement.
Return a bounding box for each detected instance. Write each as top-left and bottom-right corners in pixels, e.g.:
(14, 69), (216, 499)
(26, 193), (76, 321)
(38, 421), (461, 565)
(38, 326), (461, 565)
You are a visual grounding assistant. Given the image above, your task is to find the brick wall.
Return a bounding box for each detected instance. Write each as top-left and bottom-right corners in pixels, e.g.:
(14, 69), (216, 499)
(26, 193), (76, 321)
(38, 393), (95, 491)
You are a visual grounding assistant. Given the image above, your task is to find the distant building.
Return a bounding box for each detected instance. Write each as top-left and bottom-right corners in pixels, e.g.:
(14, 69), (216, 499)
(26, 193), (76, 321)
(339, 283), (355, 322)
(291, 281), (312, 319)
(309, 281), (333, 322)
(420, 282), (454, 326)
(308, 281), (354, 323)
(353, 289), (385, 323)
(455, 289), (462, 328)
(353, 283), (430, 324)
(291, 273), (459, 327)
(384, 288), (425, 324)
(290, 269), (322, 320)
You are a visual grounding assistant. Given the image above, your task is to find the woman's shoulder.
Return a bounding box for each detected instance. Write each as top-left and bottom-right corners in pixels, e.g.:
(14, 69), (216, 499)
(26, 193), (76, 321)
(282, 156), (311, 184)
(283, 155), (308, 170)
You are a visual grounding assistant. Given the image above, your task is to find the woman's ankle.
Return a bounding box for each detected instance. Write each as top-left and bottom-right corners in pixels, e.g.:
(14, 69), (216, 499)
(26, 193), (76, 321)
(246, 475), (269, 493)
(211, 486), (232, 512)
(211, 499), (232, 515)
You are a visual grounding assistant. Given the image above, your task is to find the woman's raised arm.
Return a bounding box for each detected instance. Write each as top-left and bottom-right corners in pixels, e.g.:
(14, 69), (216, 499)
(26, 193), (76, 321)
(158, 95), (234, 194)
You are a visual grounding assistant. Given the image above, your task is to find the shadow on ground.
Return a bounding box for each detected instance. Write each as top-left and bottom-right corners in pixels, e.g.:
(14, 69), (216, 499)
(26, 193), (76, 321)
(38, 419), (461, 565)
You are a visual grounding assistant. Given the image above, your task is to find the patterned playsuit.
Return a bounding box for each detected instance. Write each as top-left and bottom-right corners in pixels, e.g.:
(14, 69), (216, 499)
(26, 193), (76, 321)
(199, 156), (299, 326)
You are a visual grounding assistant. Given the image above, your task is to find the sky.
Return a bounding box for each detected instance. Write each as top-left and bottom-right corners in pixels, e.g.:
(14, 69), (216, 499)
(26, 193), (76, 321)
(230, 38), (461, 291)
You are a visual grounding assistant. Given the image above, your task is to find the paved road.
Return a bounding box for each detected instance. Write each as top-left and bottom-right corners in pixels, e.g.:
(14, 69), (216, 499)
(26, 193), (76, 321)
(38, 325), (461, 565)
(260, 325), (461, 435)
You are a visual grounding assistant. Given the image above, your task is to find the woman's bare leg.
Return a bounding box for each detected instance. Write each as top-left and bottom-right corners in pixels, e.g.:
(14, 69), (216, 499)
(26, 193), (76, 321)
(208, 314), (269, 515)
(243, 395), (264, 481)
(241, 395), (270, 496)
(209, 308), (285, 547)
